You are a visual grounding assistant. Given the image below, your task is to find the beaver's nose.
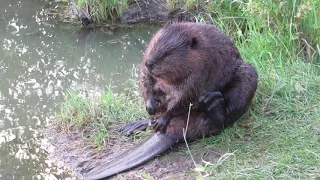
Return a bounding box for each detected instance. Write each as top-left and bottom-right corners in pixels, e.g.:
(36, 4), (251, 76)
(146, 99), (156, 115)
(145, 61), (154, 70)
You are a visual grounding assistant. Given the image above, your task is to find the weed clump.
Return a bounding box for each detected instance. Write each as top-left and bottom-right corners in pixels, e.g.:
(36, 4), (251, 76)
(75, 0), (128, 22)
(55, 88), (147, 147)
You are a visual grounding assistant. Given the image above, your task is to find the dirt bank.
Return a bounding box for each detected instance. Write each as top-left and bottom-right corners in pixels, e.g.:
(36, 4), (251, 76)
(68, 0), (210, 26)
(42, 0), (213, 29)
(45, 122), (224, 179)
(119, 0), (196, 24)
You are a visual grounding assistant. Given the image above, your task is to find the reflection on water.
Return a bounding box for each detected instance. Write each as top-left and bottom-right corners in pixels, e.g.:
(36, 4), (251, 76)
(0, 0), (156, 179)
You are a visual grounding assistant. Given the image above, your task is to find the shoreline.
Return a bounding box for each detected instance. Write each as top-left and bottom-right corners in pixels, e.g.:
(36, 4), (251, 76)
(65, 0), (212, 27)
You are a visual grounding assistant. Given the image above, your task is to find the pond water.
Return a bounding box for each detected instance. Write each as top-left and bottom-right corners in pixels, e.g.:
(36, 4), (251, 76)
(0, 0), (157, 179)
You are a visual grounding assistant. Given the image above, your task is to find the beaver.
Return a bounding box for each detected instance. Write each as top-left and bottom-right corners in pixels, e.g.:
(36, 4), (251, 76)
(140, 22), (257, 132)
(83, 22), (258, 179)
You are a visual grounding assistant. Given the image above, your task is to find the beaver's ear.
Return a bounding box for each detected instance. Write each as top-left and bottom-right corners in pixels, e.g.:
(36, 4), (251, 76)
(190, 37), (198, 49)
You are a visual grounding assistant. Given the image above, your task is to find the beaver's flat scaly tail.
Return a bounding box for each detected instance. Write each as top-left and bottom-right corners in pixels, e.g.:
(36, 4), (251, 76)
(84, 132), (178, 180)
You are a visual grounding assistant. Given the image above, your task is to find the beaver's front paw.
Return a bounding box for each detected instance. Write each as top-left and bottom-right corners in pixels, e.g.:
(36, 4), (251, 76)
(151, 116), (168, 132)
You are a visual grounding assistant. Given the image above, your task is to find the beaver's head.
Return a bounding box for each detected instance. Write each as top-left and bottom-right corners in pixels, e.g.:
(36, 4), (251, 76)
(143, 23), (204, 83)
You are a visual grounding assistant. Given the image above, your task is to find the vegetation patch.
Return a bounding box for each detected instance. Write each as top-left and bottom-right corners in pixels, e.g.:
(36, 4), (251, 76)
(55, 87), (148, 149)
(75, 0), (129, 22)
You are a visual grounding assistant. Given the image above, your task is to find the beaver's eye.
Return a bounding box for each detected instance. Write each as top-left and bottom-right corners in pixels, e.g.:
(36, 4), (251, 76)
(160, 52), (171, 61)
(164, 52), (171, 58)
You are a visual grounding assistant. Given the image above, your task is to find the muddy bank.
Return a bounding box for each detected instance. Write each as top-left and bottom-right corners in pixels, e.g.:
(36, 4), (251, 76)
(68, 0), (209, 26)
(43, 0), (211, 29)
(119, 0), (197, 24)
(45, 122), (224, 179)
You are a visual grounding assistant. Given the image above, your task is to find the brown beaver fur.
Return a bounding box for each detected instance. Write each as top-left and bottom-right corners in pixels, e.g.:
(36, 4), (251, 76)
(140, 22), (258, 132)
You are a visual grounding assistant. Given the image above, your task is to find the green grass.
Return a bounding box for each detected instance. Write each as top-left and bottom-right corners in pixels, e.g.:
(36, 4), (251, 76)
(166, 0), (204, 11)
(75, 0), (128, 22)
(55, 87), (148, 148)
